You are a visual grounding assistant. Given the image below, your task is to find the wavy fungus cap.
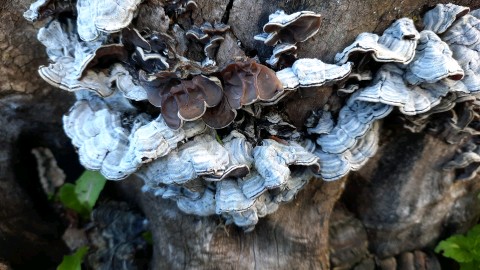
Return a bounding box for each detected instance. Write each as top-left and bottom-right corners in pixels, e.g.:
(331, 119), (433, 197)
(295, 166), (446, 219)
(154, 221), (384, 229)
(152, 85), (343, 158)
(77, 0), (142, 41)
(139, 70), (179, 107)
(405, 30), (464, 85)
(202, 59), (286, 129)
(262, 10), (322, 46)
(335, 18), (420, 65)
(140, 72), (223, 130)
(423, 3), (470, 34)
(200, 21), (231, 35)
(201, 97), (237, 129)
(163, 75), (223, 128)
(221, 59), (284, 109)
(121, 27), (151, 51)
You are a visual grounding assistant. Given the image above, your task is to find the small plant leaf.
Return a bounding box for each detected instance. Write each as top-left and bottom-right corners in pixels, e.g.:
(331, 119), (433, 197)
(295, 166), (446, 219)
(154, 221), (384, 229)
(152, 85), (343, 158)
(458, 261), (480, 270)
(215, 131), (223, 145)
(57, 246), (88, 270)
(435, 224), (480, 268)
(57, 170), (107, 218)
(57, 183), (90, 217)
(142, 231), (153, 245)
(74, 170), (107, 211)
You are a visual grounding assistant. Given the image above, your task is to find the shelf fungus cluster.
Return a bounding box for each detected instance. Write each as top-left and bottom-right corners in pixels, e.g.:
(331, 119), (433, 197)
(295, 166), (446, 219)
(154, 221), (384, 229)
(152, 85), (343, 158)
(255, 10), (322, 67)
(26, 1), (480, 229)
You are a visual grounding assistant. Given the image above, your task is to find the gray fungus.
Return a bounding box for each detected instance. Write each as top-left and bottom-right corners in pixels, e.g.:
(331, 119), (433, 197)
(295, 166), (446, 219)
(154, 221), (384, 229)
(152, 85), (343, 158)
(25, 1), (480, 229)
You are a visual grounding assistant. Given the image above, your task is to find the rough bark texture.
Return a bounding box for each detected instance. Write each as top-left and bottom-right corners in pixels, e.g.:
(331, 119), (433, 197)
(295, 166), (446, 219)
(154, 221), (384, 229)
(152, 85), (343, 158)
(0, 1), (78, 269)
(345, 126), (480, 257)
(130, 177), (346, 269)
(2, 0), (480, 269)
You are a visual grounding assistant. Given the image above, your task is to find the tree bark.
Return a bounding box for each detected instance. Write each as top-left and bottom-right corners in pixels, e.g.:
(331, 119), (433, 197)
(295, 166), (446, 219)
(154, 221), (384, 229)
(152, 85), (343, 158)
(2, 0), (480, 269)
(0, 1), (83, 269)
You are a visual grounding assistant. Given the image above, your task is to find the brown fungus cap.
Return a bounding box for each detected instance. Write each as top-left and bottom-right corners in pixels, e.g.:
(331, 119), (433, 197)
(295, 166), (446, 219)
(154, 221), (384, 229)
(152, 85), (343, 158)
(204, 36), (224, 58)
(221, 59), (284, 109)
(86, 44), (129, 70)
(161, 94), (183, 130)
(142, 59), (283, 130)
(186, 26), (210, 43)
(201, 59), (283, 129)
(169, 75), (223, 122)
(200, 21), (231, 35)
(139, 70), (179, 107)
(133, 47), (169, 73)
(202, 96), (237, 129)
(121, 27), (151, 51)
(140, 71), (223, 130)
(263, 10), (321, 46)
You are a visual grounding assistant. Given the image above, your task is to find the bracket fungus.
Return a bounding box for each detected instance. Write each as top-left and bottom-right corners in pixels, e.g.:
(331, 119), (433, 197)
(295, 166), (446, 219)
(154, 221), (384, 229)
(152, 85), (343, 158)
(23, 0), (51, 21)
(76, 0), (142, 41)
(351, 62), (468, 116)
(444, 141), (480, 181)
(137, 135), (318, 229)
(276, 58), (352, 90)
(315, 97), (392, 155)
(252, 139), (320, 189)
(186, 21), (230, 65)
(64, 92), (206, 180)
(110, 64), (148, 101)
(423, 3), (470, 34)
(157, 75), (223, 130)
(335, 18), (420, 65)
(404, 30), (464, 85)
(255, 10), (321, 68)
(139, 58), (286, 130)
(315, 122), (381, 181)
(255, 10), (322, 46)
(221, 59), (284, 108)
(266, 43), (297, 67)
(137, 132), (253, 186)
(311, 95), (392, 180)
(28, 2), (480, 229)
(442, 14), (480, 93)
(189, 59), (286, 129)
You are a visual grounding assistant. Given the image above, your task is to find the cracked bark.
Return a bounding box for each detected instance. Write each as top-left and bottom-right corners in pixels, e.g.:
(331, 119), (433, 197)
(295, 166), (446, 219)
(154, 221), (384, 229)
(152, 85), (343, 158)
(2, 0), (480, 269)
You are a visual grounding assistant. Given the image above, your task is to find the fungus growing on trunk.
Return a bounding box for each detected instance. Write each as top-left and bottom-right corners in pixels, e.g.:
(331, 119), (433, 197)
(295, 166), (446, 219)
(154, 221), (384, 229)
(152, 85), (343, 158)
(423, 3), (470, 34)
(221, 59), (284, 108)
(405, 31), (463, 85)
(27, 1), (480, 229)
(255, 10), (321, 68)
(76, 0), (142, 41)
(257, 10), (322, 46)
(160, 75), (223, 129)
(335, 18), (420, 65)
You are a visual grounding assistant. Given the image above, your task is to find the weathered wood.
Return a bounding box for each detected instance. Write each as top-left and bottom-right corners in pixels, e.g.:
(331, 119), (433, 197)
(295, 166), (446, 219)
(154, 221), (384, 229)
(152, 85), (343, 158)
(128, 177), (346, 269)
(0, 1), (76, 268)
(345, 126), (480, 258)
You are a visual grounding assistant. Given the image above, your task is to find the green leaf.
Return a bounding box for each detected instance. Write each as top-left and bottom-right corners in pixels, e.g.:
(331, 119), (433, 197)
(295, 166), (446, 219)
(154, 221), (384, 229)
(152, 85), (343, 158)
(459, 261), (480, 270)
(57, 246), (88, 270)
(435, 224), (480, 265)
(74, 170), (106, 211)
(142, 231), (153, 245)
(57, 171), (106, 218)
(215, 132), (223, 145)
(57, 183), (90, 217)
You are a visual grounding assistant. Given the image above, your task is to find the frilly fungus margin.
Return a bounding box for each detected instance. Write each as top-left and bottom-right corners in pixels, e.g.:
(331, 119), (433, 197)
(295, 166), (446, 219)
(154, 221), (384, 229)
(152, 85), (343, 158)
(25, 1), (480, 230)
